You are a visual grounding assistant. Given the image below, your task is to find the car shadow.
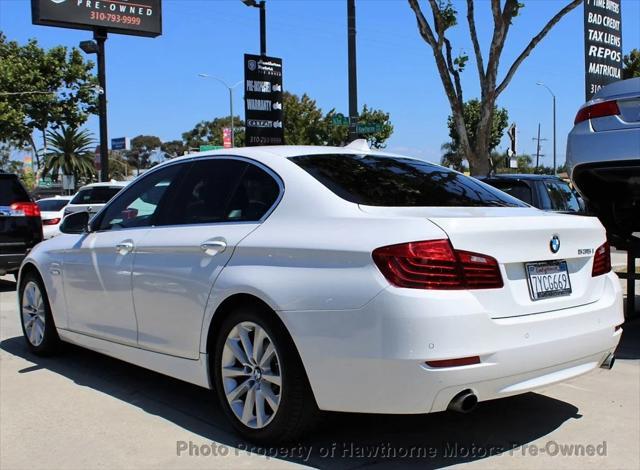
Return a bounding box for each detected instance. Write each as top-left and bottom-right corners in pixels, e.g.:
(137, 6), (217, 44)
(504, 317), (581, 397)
(0, 278), (16, 293)
(0, 336), (581, 469)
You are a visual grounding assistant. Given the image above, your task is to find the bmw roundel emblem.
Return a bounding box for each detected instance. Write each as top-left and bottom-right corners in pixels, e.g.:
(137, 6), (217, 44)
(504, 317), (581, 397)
(550, 235), (561, 254)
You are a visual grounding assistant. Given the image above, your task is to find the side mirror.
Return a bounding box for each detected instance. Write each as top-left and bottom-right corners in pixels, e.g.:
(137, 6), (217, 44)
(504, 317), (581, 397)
(60, 211), (90, 234)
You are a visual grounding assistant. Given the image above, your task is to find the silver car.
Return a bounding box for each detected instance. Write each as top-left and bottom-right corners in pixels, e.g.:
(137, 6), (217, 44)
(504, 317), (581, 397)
(566, 77), (640, 247)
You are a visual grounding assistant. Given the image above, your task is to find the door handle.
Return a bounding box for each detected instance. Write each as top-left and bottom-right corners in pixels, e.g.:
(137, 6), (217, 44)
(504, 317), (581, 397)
(200, 239), (227, 256)
(116, 240), (134, 255)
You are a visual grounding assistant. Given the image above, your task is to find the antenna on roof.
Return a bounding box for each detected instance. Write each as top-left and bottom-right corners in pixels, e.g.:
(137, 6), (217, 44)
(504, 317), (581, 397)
(344, 139), (370, 152)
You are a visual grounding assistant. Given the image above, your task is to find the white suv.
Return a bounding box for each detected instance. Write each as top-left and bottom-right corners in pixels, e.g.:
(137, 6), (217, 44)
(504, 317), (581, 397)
(63, 181), (129, 219)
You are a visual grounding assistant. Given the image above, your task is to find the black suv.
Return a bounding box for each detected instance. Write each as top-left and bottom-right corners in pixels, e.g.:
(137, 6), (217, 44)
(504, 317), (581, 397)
(479, 174), (586, 214)
(0, 173), (43, 278)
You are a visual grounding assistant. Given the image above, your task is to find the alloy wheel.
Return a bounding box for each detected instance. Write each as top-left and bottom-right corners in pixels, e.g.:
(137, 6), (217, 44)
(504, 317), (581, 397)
(221, 321), (282, 429)
(22, 281), (46, 347)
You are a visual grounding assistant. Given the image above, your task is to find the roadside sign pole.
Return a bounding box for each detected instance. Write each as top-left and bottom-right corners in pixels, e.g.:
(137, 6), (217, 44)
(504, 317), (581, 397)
(95, 29), (109, 182)
(347, 0), (358, 143)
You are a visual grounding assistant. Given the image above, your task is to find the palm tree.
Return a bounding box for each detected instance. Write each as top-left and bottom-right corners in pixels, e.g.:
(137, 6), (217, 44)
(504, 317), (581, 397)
(43, 126), (96, 183)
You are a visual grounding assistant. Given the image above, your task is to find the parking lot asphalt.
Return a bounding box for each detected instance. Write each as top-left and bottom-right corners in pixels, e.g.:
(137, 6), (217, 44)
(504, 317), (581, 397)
(1, 274), (639, 470)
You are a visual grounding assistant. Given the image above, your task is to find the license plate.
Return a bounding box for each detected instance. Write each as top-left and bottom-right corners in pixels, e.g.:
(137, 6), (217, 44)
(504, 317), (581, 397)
(525, 260), (572, 301)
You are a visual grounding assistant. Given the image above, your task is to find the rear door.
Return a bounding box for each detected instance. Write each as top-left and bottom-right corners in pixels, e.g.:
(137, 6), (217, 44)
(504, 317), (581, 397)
(132, 158), (281, 358)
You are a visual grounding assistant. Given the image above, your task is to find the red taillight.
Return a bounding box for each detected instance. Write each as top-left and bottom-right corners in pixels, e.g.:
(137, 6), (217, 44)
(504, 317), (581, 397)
(42, 218), (61, 226)
(372, 239), (503, 290)
(592, 241), (611, 276)
(10, 202), (40, 217)
(426, 356), (481, 368)
(574, 100), (620, 124)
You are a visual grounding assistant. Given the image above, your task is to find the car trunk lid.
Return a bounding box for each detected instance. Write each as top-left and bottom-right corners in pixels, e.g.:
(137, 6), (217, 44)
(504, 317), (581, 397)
(360, 205), (608, 318)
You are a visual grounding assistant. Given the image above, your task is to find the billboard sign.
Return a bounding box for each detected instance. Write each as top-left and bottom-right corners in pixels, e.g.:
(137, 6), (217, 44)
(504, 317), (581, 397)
(584, 0), (622, 100)
(223, 128), (232, 148)
(111, 136), (130, 151)
(244, 54), (284, 146)
(31, 0), (162, 37)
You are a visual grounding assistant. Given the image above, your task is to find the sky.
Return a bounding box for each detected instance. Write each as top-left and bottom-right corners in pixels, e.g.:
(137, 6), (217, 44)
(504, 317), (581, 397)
(1, 0), (639, 166)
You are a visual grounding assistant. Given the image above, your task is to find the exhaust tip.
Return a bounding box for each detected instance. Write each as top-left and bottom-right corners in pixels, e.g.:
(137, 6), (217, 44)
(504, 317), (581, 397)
(447, 389), (478, 413)
(600, 352), (615, 370)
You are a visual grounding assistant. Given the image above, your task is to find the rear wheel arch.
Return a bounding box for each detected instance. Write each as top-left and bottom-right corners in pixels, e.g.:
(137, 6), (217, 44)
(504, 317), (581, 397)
(204, 293), (314, 389)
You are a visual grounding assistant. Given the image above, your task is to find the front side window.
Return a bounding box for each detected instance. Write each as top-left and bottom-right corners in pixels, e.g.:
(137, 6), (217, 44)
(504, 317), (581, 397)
(290, 154), (526, 207)
(97, 164), (184, 231)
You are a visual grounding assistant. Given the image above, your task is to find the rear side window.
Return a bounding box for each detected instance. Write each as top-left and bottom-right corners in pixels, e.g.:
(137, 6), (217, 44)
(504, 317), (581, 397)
(290, 154), (526, 207)
(544, 181), (581, 212)
(71, 186), (123, 205)
(37, 199), (69, 212)
(0, 175), (30, 205)
(159, 159), (248, 226)
(485, 180), (533, 205)
(226, 164), (280, 221)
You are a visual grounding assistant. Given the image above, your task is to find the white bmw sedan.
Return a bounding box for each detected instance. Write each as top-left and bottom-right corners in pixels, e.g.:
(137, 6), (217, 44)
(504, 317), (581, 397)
(18, 145), (623, 442)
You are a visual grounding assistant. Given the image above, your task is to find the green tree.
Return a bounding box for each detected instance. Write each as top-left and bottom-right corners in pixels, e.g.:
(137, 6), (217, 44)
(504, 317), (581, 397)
(408, 0), (582, 175)
(0, 33), (98, 169)
(443, 99), (509, 172)
(126, 135), (162, 173)
(283, 92), (393, 148)
(623, 49), (640, 79)
(108, 151), (130, 180)
(283, 92), (325, 145)
(440, 141), (466, 171)
(182, 116), (245, 149)
(448, 100), (509, 152)
(161, 140), (187, 158)
(43, 126), (96, 183)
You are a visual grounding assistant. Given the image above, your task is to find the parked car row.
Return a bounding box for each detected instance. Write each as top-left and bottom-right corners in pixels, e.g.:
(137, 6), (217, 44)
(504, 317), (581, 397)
(1, 175), (129, 278)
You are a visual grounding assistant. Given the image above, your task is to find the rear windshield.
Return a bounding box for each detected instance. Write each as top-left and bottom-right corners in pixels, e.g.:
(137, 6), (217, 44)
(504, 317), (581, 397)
(37, 199), (70, 212)
(289, 154), (527, 207)
(485, 180), (533, 205)
(71, 186), (123, 205)
(0, 175), (30, 205)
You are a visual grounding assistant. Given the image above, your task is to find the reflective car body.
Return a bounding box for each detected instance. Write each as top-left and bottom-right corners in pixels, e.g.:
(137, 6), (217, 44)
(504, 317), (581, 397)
(19, 146), (623, 432)
(566, 77), (640, 246)
(37, 196), (73, 239)
(479, 174), (584, 214)
(63, 181), (128, 218)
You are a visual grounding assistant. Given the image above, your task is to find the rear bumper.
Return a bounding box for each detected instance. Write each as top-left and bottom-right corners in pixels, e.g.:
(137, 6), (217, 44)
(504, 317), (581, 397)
(280, 272), (623, 414)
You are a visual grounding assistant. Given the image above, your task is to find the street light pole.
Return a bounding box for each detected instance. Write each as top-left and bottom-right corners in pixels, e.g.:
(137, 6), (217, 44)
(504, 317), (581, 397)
(537, 82), (556, 175)
(347, 0), (358, 143)
(95, 29), (109, 182)
(198, 74), (242, 147)
(242, 0), (267, 56)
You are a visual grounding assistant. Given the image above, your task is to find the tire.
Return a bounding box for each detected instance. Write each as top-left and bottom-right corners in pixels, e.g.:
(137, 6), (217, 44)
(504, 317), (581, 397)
(19, 271), (61, 356)
(213, 304), (319, 443)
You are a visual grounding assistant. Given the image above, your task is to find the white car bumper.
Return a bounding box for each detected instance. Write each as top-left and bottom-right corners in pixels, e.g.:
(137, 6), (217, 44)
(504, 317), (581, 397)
(280, 271), (623, 414)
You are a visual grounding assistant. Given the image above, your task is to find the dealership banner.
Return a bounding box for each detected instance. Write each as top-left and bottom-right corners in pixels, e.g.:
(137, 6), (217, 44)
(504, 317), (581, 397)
(31, 0), (162, 37)
(584, 0), (622, 101)
(244, 54), (284, 146)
